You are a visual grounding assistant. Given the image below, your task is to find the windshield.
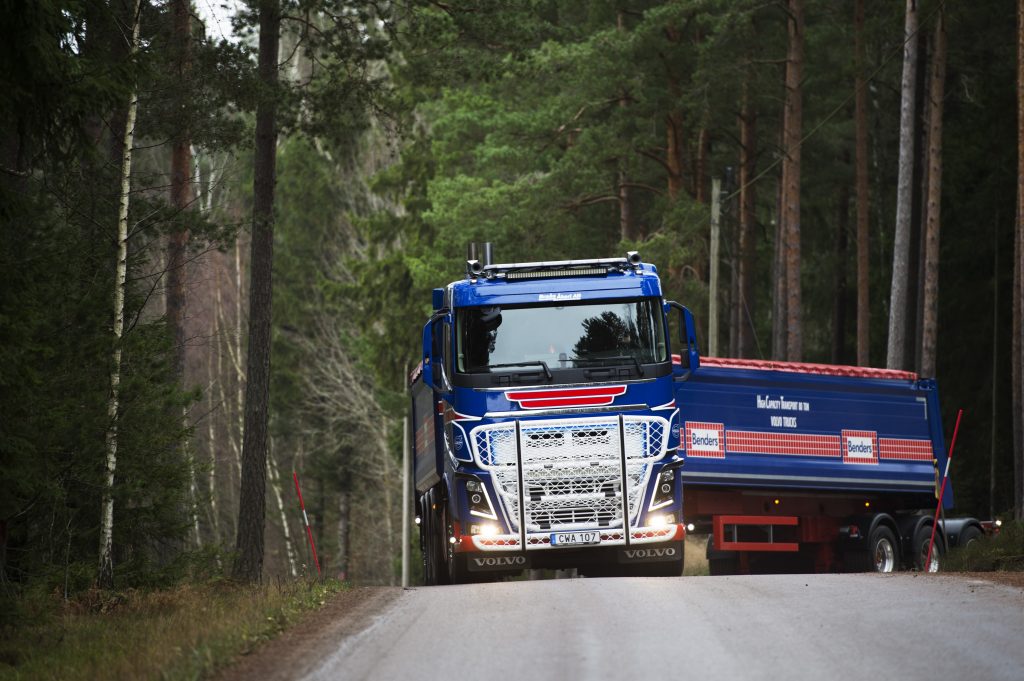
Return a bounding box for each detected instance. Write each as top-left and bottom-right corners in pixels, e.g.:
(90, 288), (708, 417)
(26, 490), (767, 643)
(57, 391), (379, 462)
(456, 298), (667, 374)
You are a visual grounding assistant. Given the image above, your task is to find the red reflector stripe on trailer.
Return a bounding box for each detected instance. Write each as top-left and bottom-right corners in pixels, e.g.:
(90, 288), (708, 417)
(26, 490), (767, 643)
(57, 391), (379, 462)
(673, 354), (918, 381)
(878, 438), (934, 461)
(727, 431), (842, 458)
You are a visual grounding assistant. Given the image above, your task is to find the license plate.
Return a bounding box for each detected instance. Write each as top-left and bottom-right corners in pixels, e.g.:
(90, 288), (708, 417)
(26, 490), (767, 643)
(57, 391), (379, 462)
(550, 531), (601, 546)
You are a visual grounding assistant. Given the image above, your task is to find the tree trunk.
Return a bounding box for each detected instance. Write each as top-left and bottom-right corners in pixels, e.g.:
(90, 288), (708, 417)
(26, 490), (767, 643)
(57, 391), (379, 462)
(666, 109), (685, 201)
(616, 11), (636, 242)
(168, 0), (192, 378)
(738, 75), (757, 359)
(772, 171), (787, 360)
(832, 173), (849, 364)
(1014, 0), (1024, 522)
(920, 10), (946, 379)
(782, 0), (804, 362)
(854, 0), (871, 367)
(98, 0), (141, 589)
(267, 440), (298, 577)
(695, 126), (709, 204)
(232, 0), (280, 583)
(910, 28), (929, 373)
(335, 485), (351, 580)
(887, 0), (919, 370)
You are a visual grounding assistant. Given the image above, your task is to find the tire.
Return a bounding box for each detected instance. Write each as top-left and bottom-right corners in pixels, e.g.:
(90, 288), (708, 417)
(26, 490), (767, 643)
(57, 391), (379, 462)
(958, 525), (983, 549)
(706, 536), (739, 576)
(441, 503), (471, 584)
(424, 490), (448, 586)
(912, 524), (942, 572)
(863, 525), (899, 573)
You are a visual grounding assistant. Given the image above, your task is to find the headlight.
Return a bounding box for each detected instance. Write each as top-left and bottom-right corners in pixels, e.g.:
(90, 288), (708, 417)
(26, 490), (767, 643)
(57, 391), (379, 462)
(649, 466), (677, 511)
(466, 477), (497, 520)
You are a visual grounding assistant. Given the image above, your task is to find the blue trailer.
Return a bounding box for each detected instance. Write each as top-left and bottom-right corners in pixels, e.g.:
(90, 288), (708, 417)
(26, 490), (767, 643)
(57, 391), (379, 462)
(410, 249), (984, 582)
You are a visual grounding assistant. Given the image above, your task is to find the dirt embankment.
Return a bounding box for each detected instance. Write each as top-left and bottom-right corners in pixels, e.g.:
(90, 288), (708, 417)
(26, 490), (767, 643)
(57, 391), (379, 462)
(214, 586), (402, 681)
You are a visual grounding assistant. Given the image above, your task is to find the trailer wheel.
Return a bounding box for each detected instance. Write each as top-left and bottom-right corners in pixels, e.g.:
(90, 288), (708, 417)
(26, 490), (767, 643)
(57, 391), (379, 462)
(912, 525), (942, 572)
(958, 525), (983, 549)
(706, 536), (739, 576)
(865, 526), (898, 573)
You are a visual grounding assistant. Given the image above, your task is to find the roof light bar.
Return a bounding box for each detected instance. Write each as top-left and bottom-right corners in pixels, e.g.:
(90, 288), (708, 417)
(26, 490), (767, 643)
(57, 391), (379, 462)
(476, 253), (642, 282)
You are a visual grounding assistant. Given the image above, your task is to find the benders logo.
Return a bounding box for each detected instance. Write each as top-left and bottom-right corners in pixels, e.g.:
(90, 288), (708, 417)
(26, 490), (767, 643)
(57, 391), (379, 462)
(684, 422), (725, 458)
(690, 431), (720, 449)
(847, 439), (873, 456)
(842, 430), (877, 463)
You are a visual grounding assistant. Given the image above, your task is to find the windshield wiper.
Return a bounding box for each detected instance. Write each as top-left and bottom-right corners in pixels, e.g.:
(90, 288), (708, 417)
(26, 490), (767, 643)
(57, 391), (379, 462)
(489, 361), (553, 381)
(574, 355), (644, 376)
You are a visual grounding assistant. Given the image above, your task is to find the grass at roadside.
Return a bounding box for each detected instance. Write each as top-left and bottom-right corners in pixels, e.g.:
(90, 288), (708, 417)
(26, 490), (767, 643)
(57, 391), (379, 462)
(0, 578), (345, 681)
(944, 520), (1024, 572)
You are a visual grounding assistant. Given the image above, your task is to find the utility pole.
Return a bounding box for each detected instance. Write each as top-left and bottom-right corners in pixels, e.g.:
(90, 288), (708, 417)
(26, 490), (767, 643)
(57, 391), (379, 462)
(709, 178), (722, 357)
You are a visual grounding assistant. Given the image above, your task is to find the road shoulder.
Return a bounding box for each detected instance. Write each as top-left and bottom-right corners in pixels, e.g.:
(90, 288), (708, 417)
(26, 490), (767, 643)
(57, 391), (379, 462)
(214, 586), (402, 681)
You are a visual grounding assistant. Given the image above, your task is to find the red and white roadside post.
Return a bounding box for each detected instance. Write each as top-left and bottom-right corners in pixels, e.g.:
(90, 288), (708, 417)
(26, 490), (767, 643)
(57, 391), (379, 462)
(293, 471), (322, 578)
(926, 408), (963, 571)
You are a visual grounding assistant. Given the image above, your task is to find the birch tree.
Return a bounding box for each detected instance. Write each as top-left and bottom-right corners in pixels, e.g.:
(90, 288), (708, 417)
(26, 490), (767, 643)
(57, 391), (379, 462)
(98, 0), (141, 589)
(887, 0), (918, 370)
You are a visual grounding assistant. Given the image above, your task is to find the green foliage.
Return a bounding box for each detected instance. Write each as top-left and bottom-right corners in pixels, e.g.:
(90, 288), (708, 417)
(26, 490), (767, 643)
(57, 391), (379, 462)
(944, 522), (1024, 572)
(0, 578), (347, 680)
(0, 0), (251, 593)
(350, 0), (1020, 522)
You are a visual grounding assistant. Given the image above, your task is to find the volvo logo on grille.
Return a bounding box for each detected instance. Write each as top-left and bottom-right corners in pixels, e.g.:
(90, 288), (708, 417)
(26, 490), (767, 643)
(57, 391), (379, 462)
(469, 555), (528, 571)
(619, 547), (678, 563)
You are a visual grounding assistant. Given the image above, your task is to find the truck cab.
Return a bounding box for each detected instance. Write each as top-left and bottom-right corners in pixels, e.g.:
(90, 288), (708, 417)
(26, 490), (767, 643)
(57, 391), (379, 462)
(411, 252), (695, 582)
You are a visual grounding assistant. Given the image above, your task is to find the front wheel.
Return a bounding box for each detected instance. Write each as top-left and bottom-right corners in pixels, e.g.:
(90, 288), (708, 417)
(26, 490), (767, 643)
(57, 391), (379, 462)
(442, 504), (471, 584)
(423, 491), (449, 586)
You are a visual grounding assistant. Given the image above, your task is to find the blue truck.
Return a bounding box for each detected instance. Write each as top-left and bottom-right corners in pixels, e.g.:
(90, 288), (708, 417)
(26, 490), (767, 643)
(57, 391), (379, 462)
(410, 248), (987, 583)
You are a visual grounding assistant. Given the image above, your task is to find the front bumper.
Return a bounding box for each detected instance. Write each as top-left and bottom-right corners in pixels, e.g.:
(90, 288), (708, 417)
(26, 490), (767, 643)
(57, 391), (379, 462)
(458, 522), (685, 552)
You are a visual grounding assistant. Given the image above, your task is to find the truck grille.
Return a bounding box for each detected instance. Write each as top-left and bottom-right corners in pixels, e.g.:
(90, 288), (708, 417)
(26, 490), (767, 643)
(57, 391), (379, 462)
(471, 416), (668, 534)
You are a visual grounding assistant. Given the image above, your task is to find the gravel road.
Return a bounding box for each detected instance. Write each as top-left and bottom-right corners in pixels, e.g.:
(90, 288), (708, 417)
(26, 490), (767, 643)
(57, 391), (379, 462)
(296, 574), (1022, 681)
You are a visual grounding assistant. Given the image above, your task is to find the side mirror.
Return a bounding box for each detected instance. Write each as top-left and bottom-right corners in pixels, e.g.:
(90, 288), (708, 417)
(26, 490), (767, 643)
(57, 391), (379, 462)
(432, 288), (445, 311)
(422, 309), (452, 393)
(666, 301), (700, 373)
(421, 320), (435, 390)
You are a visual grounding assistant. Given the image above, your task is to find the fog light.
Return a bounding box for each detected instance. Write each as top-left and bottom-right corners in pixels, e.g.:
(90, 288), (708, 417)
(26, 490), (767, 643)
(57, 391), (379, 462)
(414, 516), (421, 525)
(686, 523), (695, 532)
(649, 514), (668, 529)
(996, 519), (1003, 527)
(449, 536), (457, 544)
